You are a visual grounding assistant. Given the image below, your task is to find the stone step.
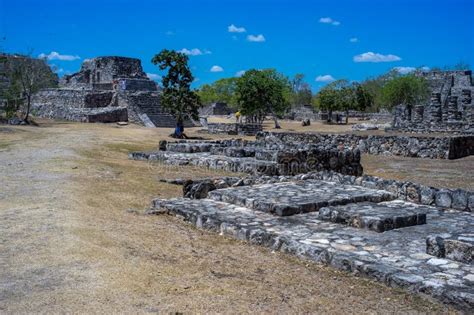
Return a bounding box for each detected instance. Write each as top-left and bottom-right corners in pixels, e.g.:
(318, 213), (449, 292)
(427, 233), (473, 264)
(208, 180), (395, 216)
(318, 201), (427, 232)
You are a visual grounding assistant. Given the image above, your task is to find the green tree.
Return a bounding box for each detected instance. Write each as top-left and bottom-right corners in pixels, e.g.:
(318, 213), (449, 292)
(236, 69), (291, 128)
(315, 84), (338, 122)
(197, 77), (238, 108)
(151, 49), (201, 136)
(381, 74), (429, 118)
(315, 79), (353, 123)
(354, 84), (373, 112)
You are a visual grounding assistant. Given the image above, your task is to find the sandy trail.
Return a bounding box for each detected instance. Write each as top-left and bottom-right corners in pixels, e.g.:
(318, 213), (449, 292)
(0, 122), (456, 313)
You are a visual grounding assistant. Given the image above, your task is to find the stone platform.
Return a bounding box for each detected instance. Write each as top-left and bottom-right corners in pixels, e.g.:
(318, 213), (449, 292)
(130, 138), (364, 176)
(150, 196), (474, 310)
(318, 202), (427, 232)
(208, 180), (394, 216)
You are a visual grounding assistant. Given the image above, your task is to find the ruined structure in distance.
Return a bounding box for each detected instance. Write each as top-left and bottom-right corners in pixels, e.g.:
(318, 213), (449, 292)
(32, 56), (186, 127)
(393, 70), (474, 133)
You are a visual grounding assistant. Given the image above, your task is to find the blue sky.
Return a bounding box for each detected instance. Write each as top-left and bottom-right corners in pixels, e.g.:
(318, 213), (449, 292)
(1, 0), (473, 90)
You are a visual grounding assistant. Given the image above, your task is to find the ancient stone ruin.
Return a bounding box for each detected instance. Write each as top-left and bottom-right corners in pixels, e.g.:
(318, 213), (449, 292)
(393, 70), (474, 133)
(32, 56), (190, 127)
(129, 132), (474, 310)
(199, 102), (235, 116)
(130, 136), (364, 177)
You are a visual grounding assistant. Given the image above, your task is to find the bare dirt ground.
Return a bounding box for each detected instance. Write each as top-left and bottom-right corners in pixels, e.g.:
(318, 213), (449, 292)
(0, 120), (463, 313)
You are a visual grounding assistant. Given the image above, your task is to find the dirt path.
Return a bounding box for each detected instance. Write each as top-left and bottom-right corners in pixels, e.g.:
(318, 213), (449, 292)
(0, 122), (457, 313)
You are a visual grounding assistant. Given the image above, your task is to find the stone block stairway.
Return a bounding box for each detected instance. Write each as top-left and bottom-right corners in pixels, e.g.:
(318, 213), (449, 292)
(149, 179), (474, 310)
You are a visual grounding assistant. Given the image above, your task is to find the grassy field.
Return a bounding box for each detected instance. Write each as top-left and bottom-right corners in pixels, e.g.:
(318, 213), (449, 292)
(0, 119), (466, 313)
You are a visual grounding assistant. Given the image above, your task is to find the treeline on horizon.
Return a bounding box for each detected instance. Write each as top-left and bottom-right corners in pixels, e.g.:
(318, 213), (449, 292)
(197, 61), (471, 114)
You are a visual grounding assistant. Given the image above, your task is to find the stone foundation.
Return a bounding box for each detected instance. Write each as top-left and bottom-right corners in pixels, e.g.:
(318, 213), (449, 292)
(257, 131), (474, 160)
(207, 123), (263, 136)
(129, 138), (363, 176)
(150, 188), (474, 310)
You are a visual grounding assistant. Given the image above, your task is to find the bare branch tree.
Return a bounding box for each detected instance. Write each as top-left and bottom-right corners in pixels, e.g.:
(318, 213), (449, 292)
(7, 54), (57, 123)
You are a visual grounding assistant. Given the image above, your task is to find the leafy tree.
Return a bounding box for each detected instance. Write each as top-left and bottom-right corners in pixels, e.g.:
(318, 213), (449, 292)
(381, 74), (429, 118)
(359, 69), (399, 111)
(315, 80), (374, 124)
(316, 85), (338, 122)
(197, 77), (238, 107)
(354, 84), (373, 112)
(236, 69), (291, 128)
(151, 49), (201, 135)
(315, 79), (353, 123)
(4, 54), (57, 123)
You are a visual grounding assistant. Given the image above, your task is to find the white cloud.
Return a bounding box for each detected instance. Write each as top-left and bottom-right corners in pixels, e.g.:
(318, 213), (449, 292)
(38, 51), (80, 61)
(179, 48), (211, 56)
(235, 70), (246, 77)
(349, 37), (358, 43)
(228, 24), (246, 33)
(319, 17), (340, 26)
(353, 52), (401, 63)
(247, 34), (265, 42)
(210, 65), (224, 72)
(146, 73), (161, 81)
(315, 74), (335, 82)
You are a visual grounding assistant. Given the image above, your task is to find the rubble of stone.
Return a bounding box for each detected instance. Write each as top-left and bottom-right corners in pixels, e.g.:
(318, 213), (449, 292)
(285, 104), (319, 121)
(129, 137), (363, 176)
(32, 56), (192, 127)
(393, 70), (474, 133)
(206, 123), (263, 136)
(351, 122), (390, 131)
(427, 234), (473, 264)
(258, 131), (474, 160)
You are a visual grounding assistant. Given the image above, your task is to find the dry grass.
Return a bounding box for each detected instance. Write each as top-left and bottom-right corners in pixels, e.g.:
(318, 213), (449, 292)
(0, 119), (462, 313)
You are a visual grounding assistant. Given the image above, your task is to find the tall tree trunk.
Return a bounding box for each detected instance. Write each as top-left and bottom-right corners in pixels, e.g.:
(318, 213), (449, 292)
(24, 94), (31, 123)
(345, 109), (349, 124)
(271, 112), (281, 129)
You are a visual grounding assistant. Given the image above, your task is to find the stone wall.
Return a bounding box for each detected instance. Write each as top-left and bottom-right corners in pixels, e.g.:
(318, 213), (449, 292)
(257, 131), (474, 159)
(207, 123), (263, 136)
(131, 137), (363, 176)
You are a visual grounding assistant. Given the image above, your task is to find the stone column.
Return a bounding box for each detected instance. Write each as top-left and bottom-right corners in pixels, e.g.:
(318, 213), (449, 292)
(447, 96), (459, 124)
(461, 89), (472, 123)
(412, 105), (424, 124)
(428, 93), (442, 124)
